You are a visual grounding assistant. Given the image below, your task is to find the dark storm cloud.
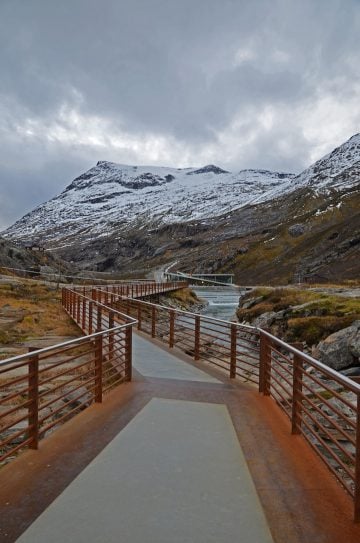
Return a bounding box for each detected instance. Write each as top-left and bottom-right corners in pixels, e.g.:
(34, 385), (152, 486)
(1, 0), (360, 228)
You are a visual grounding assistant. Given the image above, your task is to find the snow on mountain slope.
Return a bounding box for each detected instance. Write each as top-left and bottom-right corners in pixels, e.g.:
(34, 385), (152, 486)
(293, 133), (360, 190)
(3, 163), (295, 245)
(3, 133), (360, 249)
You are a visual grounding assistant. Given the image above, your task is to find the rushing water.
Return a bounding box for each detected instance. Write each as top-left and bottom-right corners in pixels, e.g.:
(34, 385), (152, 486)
(192, 286), (242, 322)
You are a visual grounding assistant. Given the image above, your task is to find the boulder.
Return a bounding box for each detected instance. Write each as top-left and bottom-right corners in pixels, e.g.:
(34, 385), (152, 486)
(253, 311), (278, 329)
(288, 223), (305, 237)
(313, 320), (360, 371)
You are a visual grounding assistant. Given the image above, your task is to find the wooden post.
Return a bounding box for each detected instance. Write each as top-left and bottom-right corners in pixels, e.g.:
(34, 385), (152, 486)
(151, 306), (156, 338)
(230, 324), (237, 378)
(169, 310), (175, 348)
(194, 315), (200, 361)
(28, 348), (39, 449)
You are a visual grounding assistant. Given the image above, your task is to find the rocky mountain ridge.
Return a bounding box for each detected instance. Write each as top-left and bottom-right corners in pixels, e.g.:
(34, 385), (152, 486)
(2, 133), (360, 283)
(3, 162), (296, 249)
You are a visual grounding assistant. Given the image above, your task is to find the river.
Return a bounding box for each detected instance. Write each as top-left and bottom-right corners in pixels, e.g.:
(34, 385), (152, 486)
(191, 286), (243, 322)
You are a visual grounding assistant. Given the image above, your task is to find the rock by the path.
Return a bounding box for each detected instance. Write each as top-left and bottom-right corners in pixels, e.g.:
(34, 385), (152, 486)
(313, 320), (360, 371)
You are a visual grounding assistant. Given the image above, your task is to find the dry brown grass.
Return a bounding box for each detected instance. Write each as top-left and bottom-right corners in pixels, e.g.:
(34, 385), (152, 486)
(0, 281), (80, 344)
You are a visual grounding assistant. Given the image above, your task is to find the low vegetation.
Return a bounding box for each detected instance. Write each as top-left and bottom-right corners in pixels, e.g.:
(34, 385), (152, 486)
(166, 288), (200, 306)
(237, 287), (360, 346)
(0, 280), (80, 356)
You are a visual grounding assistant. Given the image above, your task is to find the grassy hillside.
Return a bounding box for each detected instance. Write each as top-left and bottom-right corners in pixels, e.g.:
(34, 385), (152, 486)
(237, 286), (360, 345)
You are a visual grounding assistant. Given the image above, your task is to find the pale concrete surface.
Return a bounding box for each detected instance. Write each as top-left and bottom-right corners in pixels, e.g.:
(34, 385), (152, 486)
(133, 334), (221, 383)
(16, 398), (274, 543)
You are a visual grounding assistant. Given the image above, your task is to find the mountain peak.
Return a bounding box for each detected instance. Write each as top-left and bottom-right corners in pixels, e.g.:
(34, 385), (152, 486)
(187, 164), (230, 175)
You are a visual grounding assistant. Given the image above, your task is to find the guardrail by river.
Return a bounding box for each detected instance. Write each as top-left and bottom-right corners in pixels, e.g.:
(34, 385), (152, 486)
(0, 280), (359, 521)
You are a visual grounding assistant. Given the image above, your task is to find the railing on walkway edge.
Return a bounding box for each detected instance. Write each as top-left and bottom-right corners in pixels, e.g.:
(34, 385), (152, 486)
(0, 281), (185, 465)
(0, 288), (137, 466)
(92, 286), (360, 523)
(1, 281), (360, 522)
(79, 281), (188, 301)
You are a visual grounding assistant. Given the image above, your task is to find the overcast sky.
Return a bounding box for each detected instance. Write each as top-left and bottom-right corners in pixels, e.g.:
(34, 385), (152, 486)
(1, 0), (360, 230)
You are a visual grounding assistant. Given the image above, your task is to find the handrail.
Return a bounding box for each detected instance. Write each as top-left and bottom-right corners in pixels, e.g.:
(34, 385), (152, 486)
(1, 280), (359, 521)
(0, 324), (132, 368)
(95, 288), (256, 330)
(94, 286), (360, 522)
(259, 329), (360, 395)
(0, 284), (138, 465)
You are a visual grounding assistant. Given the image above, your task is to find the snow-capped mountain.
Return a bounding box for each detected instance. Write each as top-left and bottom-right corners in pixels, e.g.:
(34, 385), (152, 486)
(294, 132), (360, 190)
(2, 133), (359, 282)
(3, 163), (295, 246)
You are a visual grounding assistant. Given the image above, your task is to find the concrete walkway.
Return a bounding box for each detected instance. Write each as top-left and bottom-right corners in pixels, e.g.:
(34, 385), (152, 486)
(133, 334), (221, 383)
(15, 335), (274, 543)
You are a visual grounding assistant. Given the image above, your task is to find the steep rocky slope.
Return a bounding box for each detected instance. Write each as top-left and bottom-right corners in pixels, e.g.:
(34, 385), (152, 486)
(3, 163), (294, 249)
(0, 237), (70, 278)
(2, 134), (360, 283)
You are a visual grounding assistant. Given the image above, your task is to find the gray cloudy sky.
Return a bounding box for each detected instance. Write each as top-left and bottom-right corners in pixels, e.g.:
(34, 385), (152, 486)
(1, 0), (360, 229)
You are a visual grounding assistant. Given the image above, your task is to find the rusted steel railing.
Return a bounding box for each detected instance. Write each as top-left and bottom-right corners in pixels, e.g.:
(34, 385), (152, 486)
(95, 290), (260, 385)
(81, 281), (188, 301)
(1, 280), (360, 521)
(0, 290), (136, 465)
(259, 330), (360, 522)
(92, 288), (360, 522)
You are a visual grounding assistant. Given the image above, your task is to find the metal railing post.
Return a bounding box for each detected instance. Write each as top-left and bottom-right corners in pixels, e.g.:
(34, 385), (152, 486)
(354, 395), (360, 522)
(230, 324), (237, 378)
(259, 331), (272, 396)
(259, 330), (269, 393)
(97, 306), (102, 331)
(82, 297), (86, 330)
(94, 333), (103, 403)
(125, 326), (132, 381)
(109, 312), (114, 361)
(76, 294), (80, 323)
(169, 310), (175, 348)
(292, 352), (303, 435)
(137, 305), (142, 331)
(28, 348), (39, 449)
(194, 315), (200, 361)
(89, 301), (93, 334)
(151, 306), (156, 338)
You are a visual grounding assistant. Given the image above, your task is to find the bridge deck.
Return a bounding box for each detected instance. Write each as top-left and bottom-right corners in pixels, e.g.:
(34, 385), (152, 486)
(1, 334), (360, 542)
